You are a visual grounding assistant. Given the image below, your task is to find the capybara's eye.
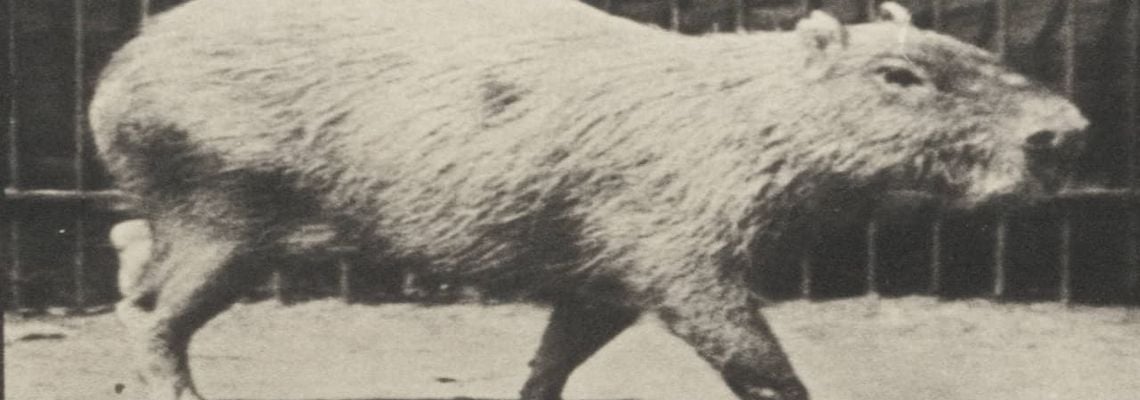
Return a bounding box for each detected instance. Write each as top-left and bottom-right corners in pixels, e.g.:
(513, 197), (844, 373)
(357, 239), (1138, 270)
(875, 65), (925, 88)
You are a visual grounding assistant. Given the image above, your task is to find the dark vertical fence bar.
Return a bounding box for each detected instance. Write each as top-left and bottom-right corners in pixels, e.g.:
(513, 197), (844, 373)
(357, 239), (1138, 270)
(337, 258), (352, 303)
(1059, 0), (1076, 96)
(123, 0), (150, 34)
(73, 219), (88, 307)
(70, 0), (90, 308)
(800, 225), (819, 299)
(929, 218), (943, 295)
(734, 0), (745, 32)
(7, 222), (22, 310)
(864, 0), (877, 22)
(333, 245), (355, 303)
(1127, 0), (1139, 189)
(989, 0), (1009, 300)
(1125, 0), (1140, 302)
(1058, 214), (1073, 303)
(799, 255), (813, 299)
(5, 0), (24, 311)
(1128, 213), (1139, 302)
(991, 0), (1008, 57)
(1057, 0), (1077, 305)
(72, 0), (88, 197)
(930, 0), (944, 30)
(668, 0), (680, 31)
(4, 0), (17, 191)
(993, 216), (1008, 298)
(923, 0), (952, 300)
(865, 220), (879, 295)
(271, 269), (286, 304)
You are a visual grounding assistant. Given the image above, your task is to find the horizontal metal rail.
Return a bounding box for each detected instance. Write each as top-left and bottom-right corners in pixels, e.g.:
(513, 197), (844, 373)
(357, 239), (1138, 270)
(4, 188), (135, 202)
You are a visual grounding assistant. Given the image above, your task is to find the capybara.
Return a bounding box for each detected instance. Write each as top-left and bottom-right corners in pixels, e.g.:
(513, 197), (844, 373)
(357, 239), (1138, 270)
(90, 1), (1088, 399)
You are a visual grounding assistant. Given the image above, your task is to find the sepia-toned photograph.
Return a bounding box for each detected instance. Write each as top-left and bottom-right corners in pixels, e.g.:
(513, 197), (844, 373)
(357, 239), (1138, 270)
(3, 1), (1139, 399)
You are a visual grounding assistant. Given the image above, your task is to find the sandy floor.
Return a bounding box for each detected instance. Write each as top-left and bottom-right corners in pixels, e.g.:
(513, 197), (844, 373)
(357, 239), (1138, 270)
(5, 296), (1140, 400)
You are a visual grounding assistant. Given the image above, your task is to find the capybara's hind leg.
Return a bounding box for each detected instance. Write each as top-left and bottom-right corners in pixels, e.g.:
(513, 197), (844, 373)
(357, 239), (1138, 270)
(115, 220), (266, 400)
(659, 283), (808, 400)
(520, 298), (639, 400)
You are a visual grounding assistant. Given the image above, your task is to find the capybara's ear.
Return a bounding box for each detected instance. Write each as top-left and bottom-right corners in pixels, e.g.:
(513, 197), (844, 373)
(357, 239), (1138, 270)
(795, 10), (849, 53)
(796, 10), (847, 77)
(877, 2), (912, 25)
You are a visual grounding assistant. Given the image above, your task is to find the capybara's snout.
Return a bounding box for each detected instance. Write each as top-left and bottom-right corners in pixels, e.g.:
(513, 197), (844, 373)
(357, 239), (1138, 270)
(1020, 105), (1089, 195)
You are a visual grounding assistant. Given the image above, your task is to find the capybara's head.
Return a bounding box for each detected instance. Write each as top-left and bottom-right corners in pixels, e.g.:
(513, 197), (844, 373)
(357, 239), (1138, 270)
(785, 3), (1087, 208)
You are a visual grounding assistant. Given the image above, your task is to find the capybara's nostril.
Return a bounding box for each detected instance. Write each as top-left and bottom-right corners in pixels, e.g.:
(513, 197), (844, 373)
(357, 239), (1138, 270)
(1025, 130), (1057, 149)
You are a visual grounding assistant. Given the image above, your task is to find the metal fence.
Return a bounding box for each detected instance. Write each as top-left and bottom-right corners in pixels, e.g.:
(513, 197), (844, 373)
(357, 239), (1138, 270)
(3, 0), (1139, 313)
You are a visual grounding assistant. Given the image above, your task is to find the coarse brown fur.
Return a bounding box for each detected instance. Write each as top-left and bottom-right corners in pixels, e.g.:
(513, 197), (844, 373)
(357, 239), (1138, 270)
(90, 1), (1088, 400)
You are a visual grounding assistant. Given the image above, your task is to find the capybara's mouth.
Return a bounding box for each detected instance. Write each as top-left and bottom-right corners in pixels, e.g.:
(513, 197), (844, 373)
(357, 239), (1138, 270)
(891, 168), (1059, 212)
(1023, 128), (1086, 196)
(946, 139), (1084, 211)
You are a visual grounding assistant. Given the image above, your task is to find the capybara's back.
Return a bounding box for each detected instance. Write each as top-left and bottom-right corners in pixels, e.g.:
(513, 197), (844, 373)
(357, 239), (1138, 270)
(91, 2), (1087, 400)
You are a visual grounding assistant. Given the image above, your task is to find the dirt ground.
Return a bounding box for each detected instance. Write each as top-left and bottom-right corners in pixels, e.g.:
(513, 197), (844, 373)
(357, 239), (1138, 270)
(5, 296), (1140, 400)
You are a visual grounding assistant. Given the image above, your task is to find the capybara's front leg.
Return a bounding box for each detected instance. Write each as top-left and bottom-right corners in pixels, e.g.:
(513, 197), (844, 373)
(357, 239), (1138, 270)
(658, 282), (808, 400)
(520, 298), (640, 400)
(114, 219), (265, 400)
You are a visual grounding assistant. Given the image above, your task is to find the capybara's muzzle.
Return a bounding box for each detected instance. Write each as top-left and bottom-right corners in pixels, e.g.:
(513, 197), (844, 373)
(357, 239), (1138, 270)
(1023, 128), (1087, 194)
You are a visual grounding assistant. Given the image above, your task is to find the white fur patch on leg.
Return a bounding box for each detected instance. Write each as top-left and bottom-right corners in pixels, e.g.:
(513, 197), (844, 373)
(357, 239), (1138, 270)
(110, 219), (153, 298)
